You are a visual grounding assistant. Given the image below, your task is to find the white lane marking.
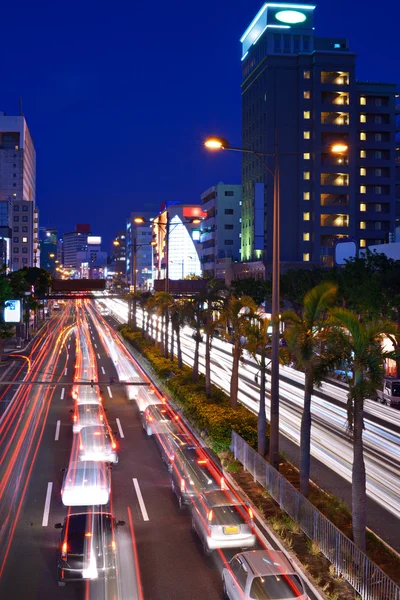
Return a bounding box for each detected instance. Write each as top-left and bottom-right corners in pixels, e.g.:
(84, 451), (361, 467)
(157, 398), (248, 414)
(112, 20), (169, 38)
(107, 386), (113, 398)
(60, 387), (65, 400)
(101, 366), (105, 375)
(55, 420), (61, 441)
(97, 353), (101, 360)
(116, 418), (124, 438)
(64, 368), (67, 376)
(133, 478), (149, 521)
(68, 344), (70, 350)
(94, 343), (97, 348)
(42, 482), (53, 526)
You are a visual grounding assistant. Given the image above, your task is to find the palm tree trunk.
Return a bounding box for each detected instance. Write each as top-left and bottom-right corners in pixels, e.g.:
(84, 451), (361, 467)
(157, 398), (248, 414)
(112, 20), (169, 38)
(300, 369), (313, 496)
(192, 331), (200, 382)
(258, 350), (267, 456)
(176, 324), (183, 369)
(205, 331), (211, 397)
(230, 342), (240, 410)
(154, 316), (159, 348)
(352, 386), (367, 551)
(141, 306), (145, 337)
(164, 308), (169, 359)
(170, 323), (174, 361)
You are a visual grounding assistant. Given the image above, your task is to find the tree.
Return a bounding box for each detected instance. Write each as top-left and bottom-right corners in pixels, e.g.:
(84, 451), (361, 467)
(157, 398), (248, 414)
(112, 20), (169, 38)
(281, 282), (338, 496)
(169, 298), (186, 368)
(201, 281), (227, 397)
(154, 292), (174, 359)
(330, 308), (397, 550)
(136, 291), (152, 337)
(183, 297), (203, 382)
(224, 296), (257, 410)
(245, 313), (271, 456)
(230, 278), (268, 307)
(265, 267), (325, 315)
(145, 295), (158, 344)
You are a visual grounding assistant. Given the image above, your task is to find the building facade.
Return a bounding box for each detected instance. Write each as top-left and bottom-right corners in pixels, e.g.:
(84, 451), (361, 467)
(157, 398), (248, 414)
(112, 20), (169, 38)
(113, 229), (127, 281)
(126, 213), (153, 289)
(152, 203), (205, 282)
(63, 227), (90, 271)
(240, 2), (398, 271)
(0, 113), (38, 270)
(200, 183), (241, 279)
(40, 227), (58, 275)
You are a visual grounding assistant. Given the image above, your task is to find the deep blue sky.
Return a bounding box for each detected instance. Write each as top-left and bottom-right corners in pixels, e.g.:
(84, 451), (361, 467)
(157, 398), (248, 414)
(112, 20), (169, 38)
(1, 0), (398, 252)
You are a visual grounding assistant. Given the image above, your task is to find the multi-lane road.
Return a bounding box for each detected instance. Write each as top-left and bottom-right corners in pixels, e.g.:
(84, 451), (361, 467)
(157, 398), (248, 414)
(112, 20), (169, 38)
(0, 301), (320, 599)
(103, 297), (400, 551)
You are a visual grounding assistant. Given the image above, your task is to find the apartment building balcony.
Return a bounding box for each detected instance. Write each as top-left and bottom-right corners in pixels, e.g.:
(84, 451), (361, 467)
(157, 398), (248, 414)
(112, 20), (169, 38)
(320, 213), (349, 228)
(321, 71), (349, 85)
(321, 112), (350, 126)
(321, 91), (350, 107)
(320, 193), (349, 208)
(320, 173), (349, 187)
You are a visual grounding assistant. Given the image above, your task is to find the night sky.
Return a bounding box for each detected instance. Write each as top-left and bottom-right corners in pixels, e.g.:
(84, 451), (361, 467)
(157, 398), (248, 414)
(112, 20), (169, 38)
(1, 0), (397, 251)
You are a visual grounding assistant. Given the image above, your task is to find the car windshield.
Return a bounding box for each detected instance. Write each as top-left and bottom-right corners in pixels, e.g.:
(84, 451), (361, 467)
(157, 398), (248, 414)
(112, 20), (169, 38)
(66, 515), (88, 554)
(66, 514), (113, 555)
(250, 574), (304, 599)
(391, 383), (400, 397)
(212, 504), (246, 526)
(66, 462), (106, 487)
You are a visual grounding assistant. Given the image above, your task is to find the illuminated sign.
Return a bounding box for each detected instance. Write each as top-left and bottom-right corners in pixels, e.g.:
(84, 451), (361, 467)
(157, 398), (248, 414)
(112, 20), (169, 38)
(182, 206), (207, 218)
(4, 299), (21, 323)
(87, 236), (101, 245)
(275, 10), (306, 23)
(192, 230), (201, 241)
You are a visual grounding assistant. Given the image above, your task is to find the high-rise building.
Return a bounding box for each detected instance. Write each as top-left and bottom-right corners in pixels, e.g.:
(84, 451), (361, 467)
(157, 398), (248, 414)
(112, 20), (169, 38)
(113, 230), (127, 281)
(76, 236), (107, 279)
(126, 213), (153, 289)
(40, 227), (58, 275)
(240, 2), (399, 272)
(63, 225), (91, 270)
(200, 183), (242, 279)
(0, 113), (38, 270)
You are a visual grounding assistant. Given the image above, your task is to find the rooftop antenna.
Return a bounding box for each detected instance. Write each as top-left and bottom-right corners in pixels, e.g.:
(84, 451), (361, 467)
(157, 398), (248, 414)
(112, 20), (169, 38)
(19, 97), (23, 116)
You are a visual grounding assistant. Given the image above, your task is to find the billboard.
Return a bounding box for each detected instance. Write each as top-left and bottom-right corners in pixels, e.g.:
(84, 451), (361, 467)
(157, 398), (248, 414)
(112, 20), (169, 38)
(4, 299), (21, 323)
(87, 236), (102, 245)
(182, 206), (207, 219)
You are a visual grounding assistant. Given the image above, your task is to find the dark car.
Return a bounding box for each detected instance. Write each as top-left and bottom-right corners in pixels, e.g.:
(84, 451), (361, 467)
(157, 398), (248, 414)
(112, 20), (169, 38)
(55, 512), (124, 586)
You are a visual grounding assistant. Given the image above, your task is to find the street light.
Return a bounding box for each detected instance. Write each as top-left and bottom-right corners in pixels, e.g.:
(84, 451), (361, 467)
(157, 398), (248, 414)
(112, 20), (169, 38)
(205, 134), (348, 469)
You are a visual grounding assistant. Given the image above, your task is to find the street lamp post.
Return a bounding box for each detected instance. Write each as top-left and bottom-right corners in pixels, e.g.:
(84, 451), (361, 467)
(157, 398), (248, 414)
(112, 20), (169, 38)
(205, 135), (348, 470)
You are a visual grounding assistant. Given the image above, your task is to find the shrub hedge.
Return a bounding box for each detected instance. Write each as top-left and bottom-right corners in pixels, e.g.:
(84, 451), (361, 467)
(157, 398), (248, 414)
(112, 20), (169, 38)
(119, 325), (259, 452)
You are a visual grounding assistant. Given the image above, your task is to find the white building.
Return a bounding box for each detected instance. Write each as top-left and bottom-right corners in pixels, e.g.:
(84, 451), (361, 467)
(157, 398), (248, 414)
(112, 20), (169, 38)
(200, 183), (241, 279)
(0, 113), (38, 270)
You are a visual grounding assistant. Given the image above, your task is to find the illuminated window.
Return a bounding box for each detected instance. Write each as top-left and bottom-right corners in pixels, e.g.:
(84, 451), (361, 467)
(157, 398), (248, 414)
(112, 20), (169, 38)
(360, 239), (366, 247)
(303, 152), (310, 160)
(15, 145), (19, 150)
(360, 221), (366, 230)
(360, 132), (366, 141)
(360, 185), (366, 194)
(304, 91), (310, 99)
(303, 111), (310, 119)
(360, 97), (366, 105)
(303, 192), (310, 200)
(360, 150), (366, 158)
(303, 212), (310, 221)
(303, 131), (310, 139)
(360, 203), (367, 212)
(22, 237), (28, 242)
(303, 232), (310, 241)
(360, 167), (366, 176)
(303, 253), (310, 262)
(360, 114), (366, 123)
(304, 70), (310, 79)
(303, 171), (310, 180)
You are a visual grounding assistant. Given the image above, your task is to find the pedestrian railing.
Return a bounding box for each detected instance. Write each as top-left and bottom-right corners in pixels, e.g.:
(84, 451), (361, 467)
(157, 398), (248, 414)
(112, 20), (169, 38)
(231, 431), (400, 600)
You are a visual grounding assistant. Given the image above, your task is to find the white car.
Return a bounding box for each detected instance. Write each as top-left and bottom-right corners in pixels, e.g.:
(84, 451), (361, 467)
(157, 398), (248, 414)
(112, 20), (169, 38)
(73, 387), (102, 406)
(191, 490), (256, 554)
(222, 549), (308, 599)
(61, 461), (111, 506)
(73, 403), (105, 434)
(78, 426), (118, 464)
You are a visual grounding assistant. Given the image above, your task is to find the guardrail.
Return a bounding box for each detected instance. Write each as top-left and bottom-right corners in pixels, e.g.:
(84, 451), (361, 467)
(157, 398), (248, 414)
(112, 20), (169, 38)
(232, 431), (400, 600)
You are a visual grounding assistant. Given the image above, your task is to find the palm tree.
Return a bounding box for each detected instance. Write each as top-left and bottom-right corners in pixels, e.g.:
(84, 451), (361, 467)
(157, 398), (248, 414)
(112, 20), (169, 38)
(201, 281), (227, 397)
(184, 297), (203, 382)
(145, 295), (158, 345)
(224, 296), (257, 410)
(330, 308), (397, 551)
(136, 291), (151, 337)
(169, 298), (186, 368)
(154, 291), (174, 358)
(245, 313), (271, 456)
(282, 282), (338, 497)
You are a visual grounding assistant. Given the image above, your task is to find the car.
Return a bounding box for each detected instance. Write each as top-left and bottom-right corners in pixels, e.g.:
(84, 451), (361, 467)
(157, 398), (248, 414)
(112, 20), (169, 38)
(191, 490), (256, 554)
(78, 426), (118, 464)
(222, 549), (308, 599)
(171, 442), (224, 509)
(61, 460), (111, 506)
(134, 385), (160, 412)
(73, 387), (102, 406)
(55, 512), (125, 586)
(73, 403), (106, 434)
(140, 403), (180, 437)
